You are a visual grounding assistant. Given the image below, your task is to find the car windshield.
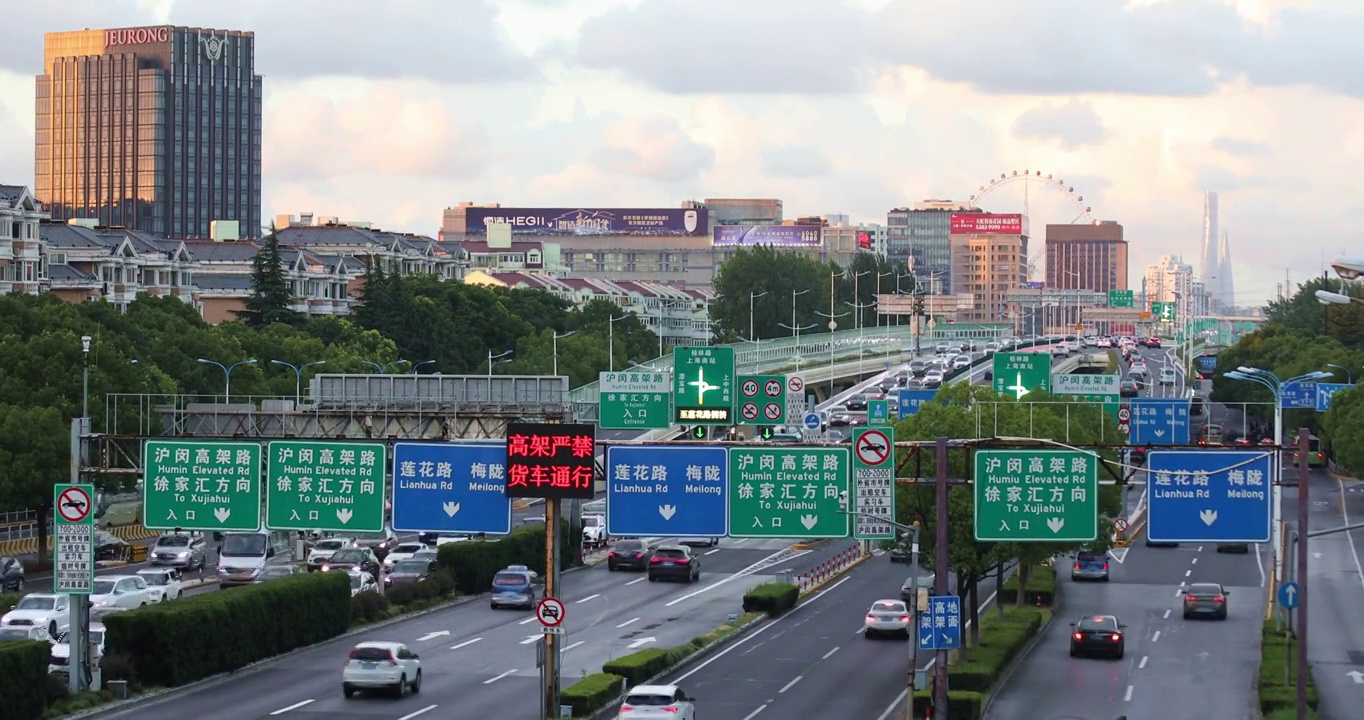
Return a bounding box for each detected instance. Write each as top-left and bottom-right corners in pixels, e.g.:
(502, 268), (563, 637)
(156, 536), (191, 547)
(392, 544), (424, 554)
(872, 601), (906, 613)
(352, 532), (389, 541)
(314, 540), (348, 551)
(624, 694), (675, 707)
(221, 534), (267, 557)
(15, 596), (56, 610)
(138, 573), (167, 586)
(261, 567), (294, 577)
(583, 517), (602, 527)
(0, 628), (32, 640)
(1187, 584), (1222, 595)
(393, 561), (430, 574)
(92, 580), (117, 595)
(350, 646), (391, 662)
(1077, 616), (1119, 631)
(493, 572), (529, 586)
(330, 550), (365, 563)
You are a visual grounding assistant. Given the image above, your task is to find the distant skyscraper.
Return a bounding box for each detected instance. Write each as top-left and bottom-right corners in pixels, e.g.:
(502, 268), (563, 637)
(1199, 192), (1220, 302)
(1217, 231), (1235, 310)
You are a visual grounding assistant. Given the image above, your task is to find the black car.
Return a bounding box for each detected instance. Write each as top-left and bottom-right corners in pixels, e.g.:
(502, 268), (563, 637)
(1069, 615), (1127, 658)
(385, 559), (435, 588)
(322, 547), (381, 577)
(607, 539), (652, 572)
(351, 530), (399, 561)
(0, 556), (23, 592)
(94, 530), (129, 561)
(647, 545), (700, 583)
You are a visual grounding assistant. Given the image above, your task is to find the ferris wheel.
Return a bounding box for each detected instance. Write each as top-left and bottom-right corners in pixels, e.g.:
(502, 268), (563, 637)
(967, 170), (1097, 224)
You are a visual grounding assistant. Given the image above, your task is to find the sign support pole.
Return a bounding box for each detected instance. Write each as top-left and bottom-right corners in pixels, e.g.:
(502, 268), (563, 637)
(542, 498), (560, 720)
(1295, 428), (1310, 720)
(933, 437), (949, 718)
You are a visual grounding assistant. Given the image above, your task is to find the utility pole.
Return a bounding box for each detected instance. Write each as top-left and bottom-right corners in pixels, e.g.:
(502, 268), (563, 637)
(1295, 427), (1310, 720)
(933, 437), (949, 718)
(541, 498), (561, 719)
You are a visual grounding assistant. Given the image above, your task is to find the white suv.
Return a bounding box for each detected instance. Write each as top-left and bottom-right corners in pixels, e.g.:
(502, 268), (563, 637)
(582, 514), (608, 548)
(2, 593), (70, 637)
(1159, 368), (1178, 386)
(342, 641), (422, 698)
(618, 684), (697, 719)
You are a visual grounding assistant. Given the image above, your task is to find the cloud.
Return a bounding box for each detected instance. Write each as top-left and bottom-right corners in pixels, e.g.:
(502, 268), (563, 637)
(1011, 100), (1108, 148)
(167, 0), (536, 85)
(1196, 165), (1275, 192)
(1210, 136), (1272, 156)
(2, 1), (158, 74)
(264, 83), (493, 182)
(759, 146), (833, 178)
(0, 100), (30, 182)
(591, 116), (715, 182)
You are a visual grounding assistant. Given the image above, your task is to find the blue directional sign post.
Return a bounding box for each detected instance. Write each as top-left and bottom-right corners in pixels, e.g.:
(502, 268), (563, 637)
(1278, 581), (1300, 610)
(1316, 382), (1352, 412)
(1128, 398), (1191, 445)
(1280, 381), (1319, 410)
(1146, 450), (1273, 543)
(605, 445), (728, 538)
(897, 389), (937, 419)
(391, 443), (512, 535)
(917, 595), (962, 651)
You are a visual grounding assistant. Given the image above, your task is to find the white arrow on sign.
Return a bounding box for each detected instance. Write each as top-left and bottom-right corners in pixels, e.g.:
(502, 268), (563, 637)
(213, 507), (230, 523)
(1153, 429), (1166, 438)
(1282, 584), (1297, 606)
(800, 514), (819, 530)
(1347, 670), (1364, 684)
(658, 504), (677, 521)
(443, 502), (460, 518)
(336, 508), (354, 524)
(417, 630), (450, 642)
(627, 637), (657, 649)
(1199, 509), (1218, 526)
(1046, 517), (1065, 534)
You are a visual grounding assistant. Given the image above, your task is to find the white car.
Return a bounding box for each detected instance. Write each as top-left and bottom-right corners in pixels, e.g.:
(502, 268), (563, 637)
(50, 622), (106, 674)
(582, 514), (608, 548)
(382, 542), (427, 571)
(2, 593), (70, 637)
(0, 625), (51, 642)
(341, 641), (422, 698)
(308, 537), (356, 571)
(89, 575), (155, 610)
(1129, 362), (1148, 377)
(1159, 368), (1178, 386)
(617, 684), (697, 719)
(135, 568), (183, 602)
(864, 599), (912, 639)
(350, 570), (378, 597)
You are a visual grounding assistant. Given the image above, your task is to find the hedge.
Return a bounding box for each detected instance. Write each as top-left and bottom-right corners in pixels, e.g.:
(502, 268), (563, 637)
(103, 570), (351, 687)
(911, 605), (1049, 718)
(999, 565), (1057, 606)
(351, 573), (458, 625)
(0, 592), (20, 611)
(436, 521), (581, 596)
(0, 640), (50, 720)
(560, 672), (625, 716)
(1259, 620), (1319, 714)
(742, 582), (799, 617)
(911, 691), (985, 718)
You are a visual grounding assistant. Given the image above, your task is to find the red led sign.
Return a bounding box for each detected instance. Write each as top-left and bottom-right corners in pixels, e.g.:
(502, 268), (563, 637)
(505, 422), (597, 500)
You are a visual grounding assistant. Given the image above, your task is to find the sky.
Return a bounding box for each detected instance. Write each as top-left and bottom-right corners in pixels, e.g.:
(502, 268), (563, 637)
(3, 0), (1363, 306)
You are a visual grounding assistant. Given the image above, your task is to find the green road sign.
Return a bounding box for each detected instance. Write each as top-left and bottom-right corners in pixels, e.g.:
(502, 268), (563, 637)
(1052, 373), (1119, 396)
(266, 441), (388, 532)
(143, 440), (263, 532)
(1108, 289), (1134, 308)
(852, 427), (896, 540)
(737, 374), (787, 426)
(867, 399), (891, 426)
(53, 482), (95, 594)
(1152, 302), (1177, 323)
(599, 370), (671, 430)
(973, 449), (1098, 542)
(674, 346), (736, 425)
(993, 352), (1053, 399)
(729, 446), (850, 539)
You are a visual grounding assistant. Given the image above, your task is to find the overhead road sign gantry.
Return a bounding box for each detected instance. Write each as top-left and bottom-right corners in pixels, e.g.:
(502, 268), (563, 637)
(1127, 398), (1191, 445)
(729, 446), (850, 539)
(851, 428), (896, 540)
(598, 370), (671, 430)
(605, 445), (728, 538)
(1145, 450), (1272, 544)
(391, 442), (512, 535)
(53, 483), (95, 594)
(266, 441), (388, 532)
(143, 440), (263, 532)
(1279, 381), (1319, 410)
(1108, 289), (1135, 308)
(674, 346), (736, 425)
(974, 449), (1099, 542)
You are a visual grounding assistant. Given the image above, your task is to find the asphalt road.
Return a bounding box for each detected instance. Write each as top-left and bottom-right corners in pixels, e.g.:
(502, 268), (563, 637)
(84, 538), (849, 720)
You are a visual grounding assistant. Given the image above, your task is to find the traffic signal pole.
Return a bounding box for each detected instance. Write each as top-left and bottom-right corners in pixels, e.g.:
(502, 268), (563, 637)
(933, 436), (950, 718)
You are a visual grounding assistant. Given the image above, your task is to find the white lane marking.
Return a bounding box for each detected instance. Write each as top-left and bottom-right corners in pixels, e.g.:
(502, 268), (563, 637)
(269, 700), (314, 715)
(671, 576), (851, 683)
(520, 635), (541, 645)
(1336, 476), (1364, 593)
(1190, 557), (1197, 565)
(1255, 542), (1267, 588)
(519, 617), (537, 625)
(449, 638), (482, 651)
(1184, 569), (1192, 577)
(484, 669), (518, 684)
(563, 641), (585, 652)
(1198, 545), (1204, 552)
(705, 548), (722, 555)
(398, 705), (438, 720)
(1164, 609), (1172, 618)
(617, 617), (640, 628)
(741, 705), (768, 720)
(1124, 685), (1134, 702)
(576, 593), (601, 604)
(821, 646), (839, 660)
(626, 577), (646, 586)
(779, 676), (802, 693)
(1139, 655), (1148, 669)
(1151, 630), (1162, 643)
(665, 548), (811, 607)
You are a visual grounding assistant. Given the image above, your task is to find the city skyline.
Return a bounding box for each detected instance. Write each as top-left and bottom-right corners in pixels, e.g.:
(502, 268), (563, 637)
(2, 0), (1361, 305)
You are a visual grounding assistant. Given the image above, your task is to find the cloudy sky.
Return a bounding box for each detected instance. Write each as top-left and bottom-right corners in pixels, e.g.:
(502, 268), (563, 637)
(3, 0), (1362, 306)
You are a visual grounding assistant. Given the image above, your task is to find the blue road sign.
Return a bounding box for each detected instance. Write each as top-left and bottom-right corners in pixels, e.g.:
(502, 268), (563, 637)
(1280, 381), (1319, 410)
(917, 595), (962, 651)
(1146, 450), (1273, 543)
(391, 443), (512, 535)
(803, 413), (822, 431)
(1278, 581), (1300, 610)
(897, 389), (937, 419)
(605, 445), (728, 538)
(1128, 398), (1191, 445)
(1315, 382), (1352, 412)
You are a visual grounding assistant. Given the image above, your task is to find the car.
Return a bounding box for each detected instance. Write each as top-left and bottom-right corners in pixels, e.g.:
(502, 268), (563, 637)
(1145, 337), (1162, 348)
(93, 530), (130, 561)
(679, 536), (720, 548)
(1216, 542), (1249, 554)
(2, 593), (71, 637)
(616, 684), (697, 720)
(1181, 583), (1229, 619)
(382, 542), (427, 571)
(607, 539), (653, 572)
(1069, 615), (1127, 659)
(490, 565), (541, 609)
(647, 545), (700, 583)
(307, 537), (356, 571)
(341, 641), (421, 698)
(351, 530), (399, 561)
(149, 532), (208, 569)
(864, 599), (912, 639)
(89, 575), (155, 609)
(899, 568), (935, 608)
(349, 570), (379, 597)
(253, 564), (305, 583)
(522, 515), (547, 526)
(386, 559), (435, 589)
(1071, 552), (1109, 582)
(1119, 380), (1140, 398)
(0, 556), (24, 592)
(581, 514), (608, 548)
(1198, 425), (1225, 447)
(135, 567), (183, 602)
(1191, 395), (1205, 415)
(50, 622), (106, 675)
(1159, 368), (1178, 386)
(324, 547), (382, 577)
(844, 397), (868, 412)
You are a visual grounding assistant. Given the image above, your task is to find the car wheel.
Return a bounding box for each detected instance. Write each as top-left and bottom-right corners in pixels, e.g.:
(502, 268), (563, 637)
(342, 684), (354, 699)
(1102, 576), (1110, 583)
(1183, 612), (1192, 620)
(48, 622), (57, 637)
(490, 602), (497, 610)
(411, 670), (421, 694)
(864, 629), (877, 640)
(393, 675), (406, 698)
(1069, 646), (1079, 657)
(648, 574), (657, 582)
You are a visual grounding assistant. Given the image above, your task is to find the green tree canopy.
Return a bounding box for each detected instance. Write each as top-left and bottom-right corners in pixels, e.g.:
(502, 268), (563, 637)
(709, 246), (835, 342)
(235, 230), (303, 328)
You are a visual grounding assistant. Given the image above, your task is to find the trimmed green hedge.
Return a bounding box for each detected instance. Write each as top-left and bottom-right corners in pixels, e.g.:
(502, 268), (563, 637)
(911, 691), (985, 718)
(742, 582), (799, 617)
(104, 570), (351, 687)
(350, 572), (459, 625)
(912, 605), (1049, 718)
(999, 565), (1057, 606)
(0, 639), (50, 720)
(603, 648), (674, 686)
(560, 672), (625, 716)
(1260, 620), (1319, 714)
(436, 522), (581, 595)
(1264, 708), (1321, 720)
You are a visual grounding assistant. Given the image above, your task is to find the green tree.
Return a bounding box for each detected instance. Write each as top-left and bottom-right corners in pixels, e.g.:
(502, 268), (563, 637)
(235, 230), (302, 328)
(1323, 385), (1364, 473)
(710, 246), (835, 342)
(834, 253), (908, 329)
(0, 404), (70, 558)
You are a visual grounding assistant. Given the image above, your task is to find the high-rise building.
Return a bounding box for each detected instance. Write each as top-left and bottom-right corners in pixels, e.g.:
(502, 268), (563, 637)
(1143, 254), (1194, 305)
(886, 200), (976, 293)
(1198, 191), (1222, 305)
(1217, 231), (1235, 310)
(36, 25), (263, 239)
(1044, 222), (1128, 292)
(948, 212), (1028, 323)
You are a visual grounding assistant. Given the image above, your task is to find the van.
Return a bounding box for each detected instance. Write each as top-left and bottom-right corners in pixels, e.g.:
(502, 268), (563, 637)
(216, 531), (292, 588)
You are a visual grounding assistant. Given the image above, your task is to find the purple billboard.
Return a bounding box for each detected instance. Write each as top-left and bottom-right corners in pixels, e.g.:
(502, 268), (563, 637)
(712, 224), (823, 247)
(463, 207), (707, 236)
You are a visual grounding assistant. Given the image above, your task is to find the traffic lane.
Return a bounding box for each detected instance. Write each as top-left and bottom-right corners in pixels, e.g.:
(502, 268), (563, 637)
(1304, 469), (1364, 719)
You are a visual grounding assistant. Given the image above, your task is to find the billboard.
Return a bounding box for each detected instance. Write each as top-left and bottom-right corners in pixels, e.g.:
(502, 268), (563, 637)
(712, 224), (822, 247)
(463, 207), (707, 236)
(857, 231), (872, 249)
(949, 213), (1024, 235)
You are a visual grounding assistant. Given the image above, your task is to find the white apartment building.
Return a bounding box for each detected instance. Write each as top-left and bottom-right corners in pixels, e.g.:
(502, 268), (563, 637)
(0, 184), (46, 295)
(1143, 255), (1194, 305)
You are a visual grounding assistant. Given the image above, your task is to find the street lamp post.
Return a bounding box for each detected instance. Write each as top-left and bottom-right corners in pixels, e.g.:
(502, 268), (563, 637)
(846, 300), (876, 376)
(788, 288), (811, 337)
(877, 272), (894, 329)
(270, 359), (326, 403)
(488, 349), (514, 379)
(608, 314), (626, 372)
(196, 358), (258, 403)
(1326, 363), (1354, 384)
(361, 359), (409, 373)
(777, 322), (817, 371)
(412, 360), (436, 375)
(852, 270), (871, 329)
(553, 330), (577, 376)
(749, 290), (768, 342)
(80, 335), (91, 420)
(816, 271), (851, 398)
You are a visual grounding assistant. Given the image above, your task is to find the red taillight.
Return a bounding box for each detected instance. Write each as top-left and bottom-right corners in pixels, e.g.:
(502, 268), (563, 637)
(900, 615), (910, 622)
(661, 707), (678, 713)
(633, 552), (643, 558)
(867, 614), (876, 620)
(388, 652), (399, 666)
(620, 706), (633, 712)
(675, 558), (690, 565)
(607, 552), (615, 558)
(1110, 634), (1121, 642)
(1213, 596), (1225, 602)
(1102, 562), (1109, 570)
(1072, 632), (1083, 641)
(650, 557), (662, 563)
(1073, 562), (1081, 569)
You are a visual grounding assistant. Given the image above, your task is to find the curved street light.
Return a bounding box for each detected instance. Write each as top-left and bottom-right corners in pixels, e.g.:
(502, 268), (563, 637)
(270, 359), (326, 403)
(361, 359), (409, 374)
(197, 358), (257, 403)
(412, 360), (437, 375)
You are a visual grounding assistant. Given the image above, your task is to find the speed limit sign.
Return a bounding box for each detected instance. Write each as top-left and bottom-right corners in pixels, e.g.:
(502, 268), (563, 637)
(1117, 406), (1131, 423)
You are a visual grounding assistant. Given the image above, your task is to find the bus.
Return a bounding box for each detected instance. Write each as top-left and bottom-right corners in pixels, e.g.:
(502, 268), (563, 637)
(1291, 435), (1325, 468)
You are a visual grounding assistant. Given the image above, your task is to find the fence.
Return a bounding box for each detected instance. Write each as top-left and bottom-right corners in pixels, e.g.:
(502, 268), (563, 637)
(796, 543), (868, 593)
(963, 400), (1277, 444)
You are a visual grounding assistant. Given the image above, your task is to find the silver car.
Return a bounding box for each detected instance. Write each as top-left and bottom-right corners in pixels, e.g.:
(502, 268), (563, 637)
(149, 533), (207, 570)
(864, 599), (911, 639)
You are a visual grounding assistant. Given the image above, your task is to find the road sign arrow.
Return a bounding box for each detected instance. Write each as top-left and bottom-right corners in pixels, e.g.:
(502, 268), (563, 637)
(1199, 509), (1218, 526)
(1046, 517), (1065, 534)
(921, 633), (933, 647)
(442, 501), (460, 518)
(1347, 670), (1364, 684)
(1283, 585), (1297, 605)
(336, 508), (354, 524)
(800, 514), (818, 530)
(418, 630), (450, 642)
(627, 637), (658, 649)
(658, 504), (677, 521)
(1153, 429), (1166, 438)
(213, 507), (230, 523)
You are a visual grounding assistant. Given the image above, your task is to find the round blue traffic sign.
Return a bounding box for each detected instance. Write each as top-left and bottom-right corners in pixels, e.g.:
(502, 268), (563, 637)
(803, 413), (821, 430)
(1277, 581), (1299, 609)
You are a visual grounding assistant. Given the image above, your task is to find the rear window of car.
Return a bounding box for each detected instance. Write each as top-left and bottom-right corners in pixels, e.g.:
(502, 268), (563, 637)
(616, 541), (644, 552)
(493, 572), (529, 586)
(1077, 616), (1118, 631)
(872, 601), (905, 613)
(624, 694), (674, 706)
(314, 540), (347, 550)
(330, 550), (364, 563)
(350, 647), (392, 662)
(1187, 584), (1222, 595)
(654, 548), (687, 559)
